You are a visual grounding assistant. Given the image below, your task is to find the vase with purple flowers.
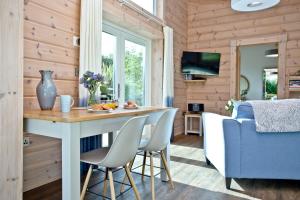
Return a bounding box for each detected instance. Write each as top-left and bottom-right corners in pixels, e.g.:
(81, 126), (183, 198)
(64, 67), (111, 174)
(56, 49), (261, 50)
(80, 71), (104, 106)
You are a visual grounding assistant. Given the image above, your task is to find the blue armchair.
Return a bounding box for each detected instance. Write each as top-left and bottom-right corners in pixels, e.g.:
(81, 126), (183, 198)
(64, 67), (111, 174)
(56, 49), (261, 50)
(202, 103), (300, 189)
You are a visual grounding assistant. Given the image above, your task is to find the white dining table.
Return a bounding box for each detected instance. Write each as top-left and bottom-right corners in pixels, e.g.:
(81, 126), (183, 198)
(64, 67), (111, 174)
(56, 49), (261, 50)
(24, 106), (170, 200)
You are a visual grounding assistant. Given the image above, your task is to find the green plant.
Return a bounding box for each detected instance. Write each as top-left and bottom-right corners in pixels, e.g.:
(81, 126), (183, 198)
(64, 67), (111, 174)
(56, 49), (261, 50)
(124, 49), (144, 105)
(100, 49), (144, 105)
(225, 99), (235, 114)
(266, 79), (277, 94)
(100, 85), (108, 95)
(102, 55), (114, 98)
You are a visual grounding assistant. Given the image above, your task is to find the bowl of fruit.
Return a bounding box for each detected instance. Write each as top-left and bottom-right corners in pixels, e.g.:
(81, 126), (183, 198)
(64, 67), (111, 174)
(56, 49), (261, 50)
(123, 101), (138, 109)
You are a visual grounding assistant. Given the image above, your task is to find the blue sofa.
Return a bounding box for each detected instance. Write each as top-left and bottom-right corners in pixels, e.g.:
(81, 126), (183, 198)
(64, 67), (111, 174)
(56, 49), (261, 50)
(202, 103), (300, 189)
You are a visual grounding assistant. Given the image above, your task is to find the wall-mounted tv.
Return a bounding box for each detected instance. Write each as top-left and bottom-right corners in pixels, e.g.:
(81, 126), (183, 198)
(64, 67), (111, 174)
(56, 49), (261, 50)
(181, 51), (221, 76)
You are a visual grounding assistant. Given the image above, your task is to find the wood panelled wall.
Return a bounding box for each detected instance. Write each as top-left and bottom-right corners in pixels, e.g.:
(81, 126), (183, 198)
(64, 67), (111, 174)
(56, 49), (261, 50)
(164, 0), (188, 136)
(23, 0), (165, 192)
(0, 0), (23, 199)
(23, 0), (80, 191)
(187, 0), (300, 114)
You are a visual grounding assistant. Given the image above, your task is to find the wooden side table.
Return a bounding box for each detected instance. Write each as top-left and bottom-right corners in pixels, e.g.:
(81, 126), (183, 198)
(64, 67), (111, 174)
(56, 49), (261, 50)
(184, 113), (202, 136)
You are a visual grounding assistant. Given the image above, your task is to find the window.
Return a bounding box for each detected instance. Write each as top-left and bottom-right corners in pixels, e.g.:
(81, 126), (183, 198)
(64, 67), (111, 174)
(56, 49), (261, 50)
(101, 32), (116, 100)
(101, 22), (151, 106)
(125, 40), (146, 105)
(130, 0), (155, 14)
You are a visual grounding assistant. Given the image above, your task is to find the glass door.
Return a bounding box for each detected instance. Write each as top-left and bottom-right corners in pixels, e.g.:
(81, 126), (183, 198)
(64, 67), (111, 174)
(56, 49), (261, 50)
(101, 32), (117, 100)
(124, 40), (146, 106)
(102, 22), (151, 106)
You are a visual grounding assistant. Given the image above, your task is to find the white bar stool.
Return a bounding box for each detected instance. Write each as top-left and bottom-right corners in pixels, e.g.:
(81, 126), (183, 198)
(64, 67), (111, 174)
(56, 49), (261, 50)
(121, 108), (178, 200)
(80, 115), (148, 200)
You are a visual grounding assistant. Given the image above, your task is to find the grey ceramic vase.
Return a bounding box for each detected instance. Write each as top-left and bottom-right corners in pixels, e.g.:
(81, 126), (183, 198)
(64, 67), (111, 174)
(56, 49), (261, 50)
(36, 70), (57, 110)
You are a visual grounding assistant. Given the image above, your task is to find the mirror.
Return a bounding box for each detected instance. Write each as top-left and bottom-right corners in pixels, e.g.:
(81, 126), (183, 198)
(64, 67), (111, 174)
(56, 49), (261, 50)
(240, 75), (250, 100)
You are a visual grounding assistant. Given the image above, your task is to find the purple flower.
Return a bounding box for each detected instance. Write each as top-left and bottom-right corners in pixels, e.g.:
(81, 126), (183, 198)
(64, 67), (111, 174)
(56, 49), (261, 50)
(92, 74), (98, 80)
(79, 77), (84, 84)
(86, 71), (94, 77)
(96, 74), (104, 82)
(80, 70), (104, 90)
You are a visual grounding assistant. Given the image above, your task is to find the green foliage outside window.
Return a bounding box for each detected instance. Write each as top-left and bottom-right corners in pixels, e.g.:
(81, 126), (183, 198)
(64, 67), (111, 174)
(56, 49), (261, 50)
(101, 49), (144, 105)
(125, 49), (144, 106)
(265, 79), (277, 100)
(101, 55), (114, 99)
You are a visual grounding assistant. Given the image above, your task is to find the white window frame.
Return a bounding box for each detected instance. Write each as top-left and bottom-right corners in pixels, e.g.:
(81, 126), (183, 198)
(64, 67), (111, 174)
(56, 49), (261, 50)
(153, 0), (157, 16)
(102, 21), (152, 106)
(127, 0), (157, 15)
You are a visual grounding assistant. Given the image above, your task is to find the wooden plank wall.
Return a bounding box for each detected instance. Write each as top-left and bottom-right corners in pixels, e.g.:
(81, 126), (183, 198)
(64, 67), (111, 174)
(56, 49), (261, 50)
(164, 0), (188, 136)
(0, 0), (23, 199)
(23, 0), (165, 191)
(103, 0), (163, 39)
(23, 0), (80, 191)
(187, 0), (300, 114)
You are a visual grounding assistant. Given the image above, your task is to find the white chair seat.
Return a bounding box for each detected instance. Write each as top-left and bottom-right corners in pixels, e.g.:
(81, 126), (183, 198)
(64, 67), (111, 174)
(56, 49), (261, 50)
(80, 116), (148, 200)
(122, 108), (178, 200)
(80, 147), (110, 165)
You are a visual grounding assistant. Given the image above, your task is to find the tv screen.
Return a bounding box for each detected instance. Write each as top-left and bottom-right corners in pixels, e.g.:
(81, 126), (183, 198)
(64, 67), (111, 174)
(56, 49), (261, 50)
(181, 51), (221, 76)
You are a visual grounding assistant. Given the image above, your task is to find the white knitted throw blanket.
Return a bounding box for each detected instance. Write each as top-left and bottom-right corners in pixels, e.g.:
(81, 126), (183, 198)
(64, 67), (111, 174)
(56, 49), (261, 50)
(248, 99), (300, 133)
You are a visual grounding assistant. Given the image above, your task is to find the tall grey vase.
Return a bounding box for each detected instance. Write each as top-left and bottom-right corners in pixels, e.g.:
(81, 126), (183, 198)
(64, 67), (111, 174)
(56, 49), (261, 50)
(36, 70), (57, 110)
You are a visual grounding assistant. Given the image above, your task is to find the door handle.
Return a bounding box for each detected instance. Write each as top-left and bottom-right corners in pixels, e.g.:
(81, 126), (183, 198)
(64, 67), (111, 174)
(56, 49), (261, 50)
(117, 84), (120, 99)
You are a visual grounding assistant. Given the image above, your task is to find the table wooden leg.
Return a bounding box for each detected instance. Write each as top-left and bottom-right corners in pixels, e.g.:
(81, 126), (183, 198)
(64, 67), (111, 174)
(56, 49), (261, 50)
(62, 122), (81, 200)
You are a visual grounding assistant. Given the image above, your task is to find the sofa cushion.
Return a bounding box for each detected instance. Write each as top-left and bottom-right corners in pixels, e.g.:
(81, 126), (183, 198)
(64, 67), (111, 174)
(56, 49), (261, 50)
(232, 101), (254, 119)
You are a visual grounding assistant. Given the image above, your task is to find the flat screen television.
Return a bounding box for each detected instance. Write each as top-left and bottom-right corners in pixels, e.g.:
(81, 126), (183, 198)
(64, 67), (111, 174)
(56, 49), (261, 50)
(181, 51), (221, 76)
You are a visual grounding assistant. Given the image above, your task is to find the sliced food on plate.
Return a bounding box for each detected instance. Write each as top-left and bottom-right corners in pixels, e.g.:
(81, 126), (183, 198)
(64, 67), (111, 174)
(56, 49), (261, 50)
(124, 100), (138, 109)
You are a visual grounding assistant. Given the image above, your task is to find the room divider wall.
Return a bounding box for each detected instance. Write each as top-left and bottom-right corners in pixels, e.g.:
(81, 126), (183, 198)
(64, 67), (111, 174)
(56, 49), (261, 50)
(0, 0), (23, 199)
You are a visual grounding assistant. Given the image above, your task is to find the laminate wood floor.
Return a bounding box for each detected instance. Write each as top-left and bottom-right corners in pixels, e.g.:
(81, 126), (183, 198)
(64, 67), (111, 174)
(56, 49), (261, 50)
(24, 135), (300, 200)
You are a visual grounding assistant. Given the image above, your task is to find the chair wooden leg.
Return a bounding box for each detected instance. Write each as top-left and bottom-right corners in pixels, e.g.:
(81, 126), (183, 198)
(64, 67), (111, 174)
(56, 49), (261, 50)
(129, 155), (136, 170)
(103, 168), (108, 197)
(161, 151), (174, 189)
(108, 169), (116, 200)
(149, 152), (155, 200)
(80, 165), (93, 200)
(120, 157), (135, 193)
(141, 151), (147, 181)
(124, 165), (141, 200)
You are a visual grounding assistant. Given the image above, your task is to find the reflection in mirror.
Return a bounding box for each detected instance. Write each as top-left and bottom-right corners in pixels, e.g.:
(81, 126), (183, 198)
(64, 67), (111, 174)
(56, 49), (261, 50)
(263, 68), (278, 100)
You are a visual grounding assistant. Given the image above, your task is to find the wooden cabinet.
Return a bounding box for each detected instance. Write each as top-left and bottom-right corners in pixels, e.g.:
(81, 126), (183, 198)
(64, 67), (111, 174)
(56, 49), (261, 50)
(184, 113), (202, 136)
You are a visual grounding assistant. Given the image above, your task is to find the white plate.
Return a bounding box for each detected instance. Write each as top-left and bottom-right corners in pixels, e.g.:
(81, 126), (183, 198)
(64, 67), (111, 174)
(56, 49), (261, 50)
(123, 106), (139, 110)
(87, 109), (111, 113)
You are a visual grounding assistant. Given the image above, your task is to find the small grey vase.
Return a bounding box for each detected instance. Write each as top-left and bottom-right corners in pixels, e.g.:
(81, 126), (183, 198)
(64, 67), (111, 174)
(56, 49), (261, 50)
(36, 70), (57, 110)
